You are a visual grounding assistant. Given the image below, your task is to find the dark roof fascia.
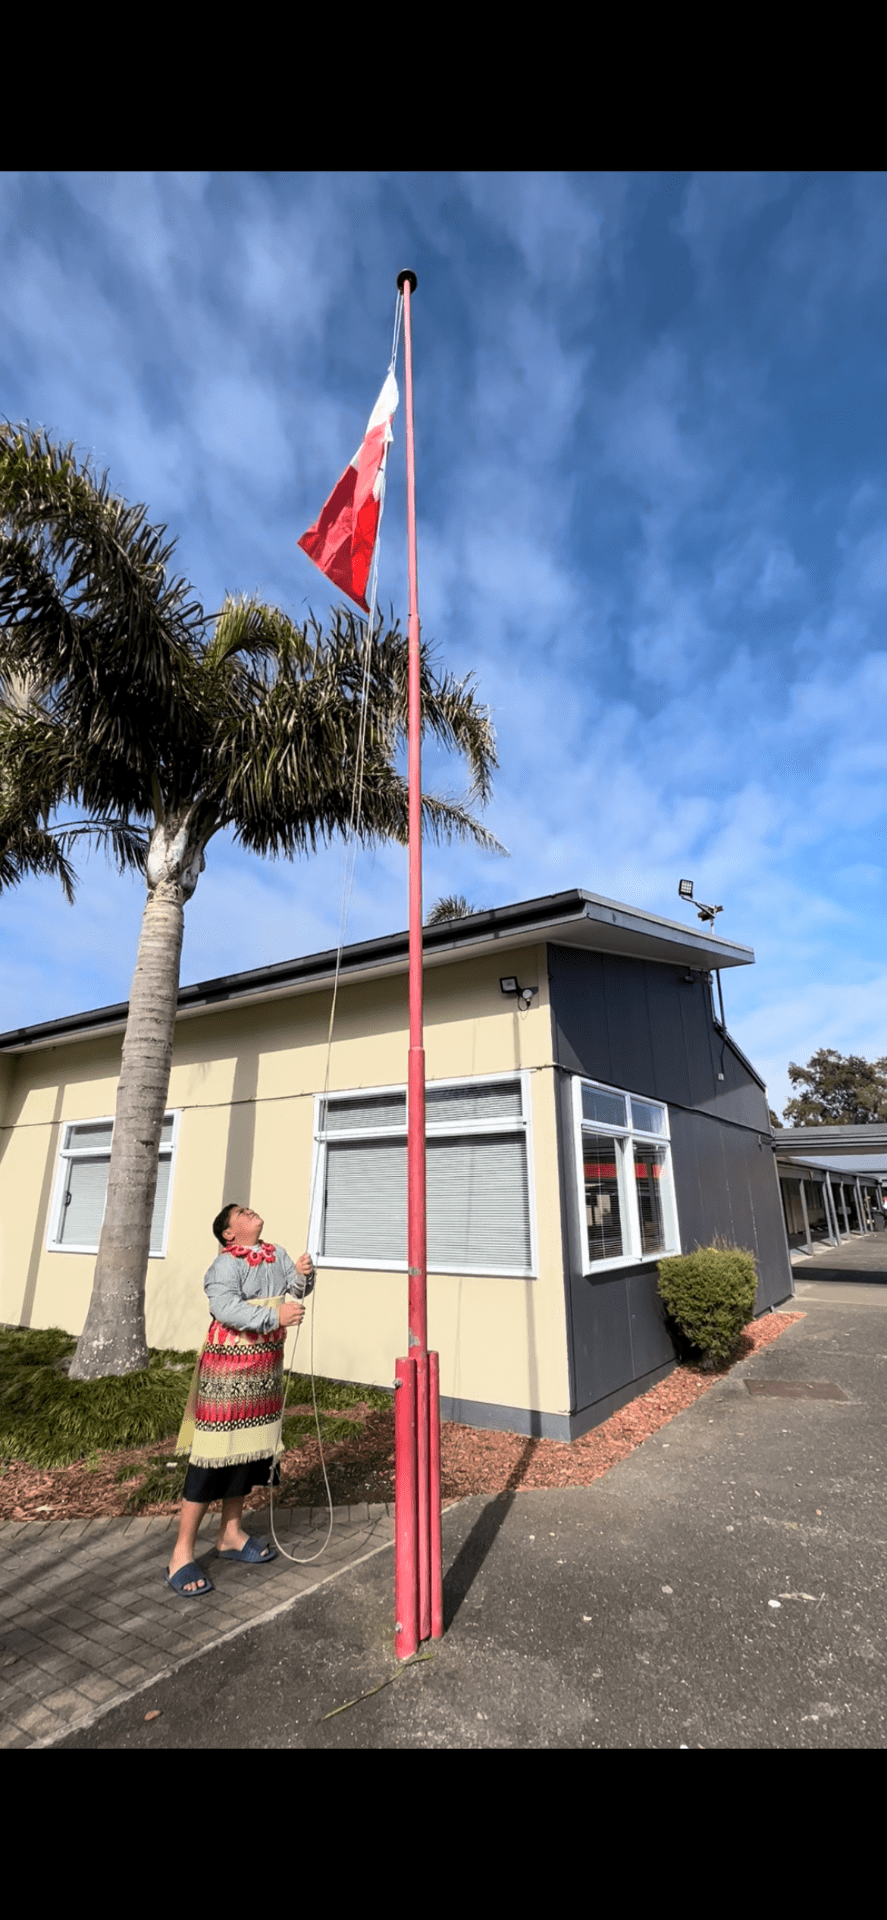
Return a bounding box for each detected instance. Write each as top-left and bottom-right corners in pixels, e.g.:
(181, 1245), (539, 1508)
(771, 1126), (887, 1159)
(572, 891), (753, 971)
(0, 887), (755, 1056)
(776, 1156), (887, 1181)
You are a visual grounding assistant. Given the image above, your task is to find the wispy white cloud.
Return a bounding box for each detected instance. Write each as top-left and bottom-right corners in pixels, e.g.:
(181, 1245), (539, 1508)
(771, 173), (887, 334)
(676, 171), (798, 296)
(460, 171), (629, 291)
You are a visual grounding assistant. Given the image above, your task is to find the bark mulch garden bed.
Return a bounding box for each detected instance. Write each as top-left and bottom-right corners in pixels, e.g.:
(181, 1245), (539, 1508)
(0, 1311), (803, 1523)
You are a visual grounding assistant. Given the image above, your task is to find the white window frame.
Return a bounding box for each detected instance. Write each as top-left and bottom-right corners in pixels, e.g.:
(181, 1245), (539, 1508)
(571, 1077), (680, 1275)
(308, 1070), (538, 1277)
(47, 1110), (181, 1257)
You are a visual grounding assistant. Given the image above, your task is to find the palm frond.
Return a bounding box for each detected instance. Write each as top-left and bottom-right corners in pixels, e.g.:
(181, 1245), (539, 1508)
(309, 609), (498, 806)
(225, 737), (506, 859)
(205, 596), (315, 680)
(0, 427), (204, 771)
(417, 793), (506, 854)
(0, 707), (73, 816)
(0, 665), (51, 717)
(0, 815), (78, 903)
(189, 598), (503, 865)
(0, 699), (148, 894)
(0, 426), (202, 642)
(54, 819), (149, 876)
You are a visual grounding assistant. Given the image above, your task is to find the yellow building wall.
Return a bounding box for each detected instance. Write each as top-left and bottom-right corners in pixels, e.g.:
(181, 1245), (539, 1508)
(0, 943), (573, 1422)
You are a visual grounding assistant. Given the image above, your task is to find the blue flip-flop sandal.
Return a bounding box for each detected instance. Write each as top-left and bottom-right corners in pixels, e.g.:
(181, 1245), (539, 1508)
(164, 1560), (214, 1596)
(217, 1536), (277, 1564)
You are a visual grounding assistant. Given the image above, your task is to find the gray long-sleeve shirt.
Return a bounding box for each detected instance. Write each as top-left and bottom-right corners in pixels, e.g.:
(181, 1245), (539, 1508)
(203, 1244), (315, 1335)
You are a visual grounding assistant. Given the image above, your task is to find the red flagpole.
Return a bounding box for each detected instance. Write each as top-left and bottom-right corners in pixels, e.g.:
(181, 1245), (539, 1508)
(394, 267), (442, 1658)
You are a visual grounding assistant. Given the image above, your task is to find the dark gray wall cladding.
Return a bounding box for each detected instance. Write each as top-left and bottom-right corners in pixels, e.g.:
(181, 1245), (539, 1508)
(645, 956), (693, 1108)
(549, 940), (768, 1129)
(564, 1244), (677, 1412)
(549, 941), (793, 1424)
(667, 1108), (788, 1312)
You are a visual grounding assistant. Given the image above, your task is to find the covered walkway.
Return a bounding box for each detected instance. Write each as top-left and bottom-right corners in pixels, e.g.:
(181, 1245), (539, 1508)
(773, 1126), (887, 1258)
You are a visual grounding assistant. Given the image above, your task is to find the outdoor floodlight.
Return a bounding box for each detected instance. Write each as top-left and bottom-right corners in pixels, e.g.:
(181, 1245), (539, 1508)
(678, 878), (723, 929)
(500, 976), (537, 1010)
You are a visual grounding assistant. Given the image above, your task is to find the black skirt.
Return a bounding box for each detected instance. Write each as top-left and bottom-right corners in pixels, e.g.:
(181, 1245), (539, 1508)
(182, 1456), (281, 1504)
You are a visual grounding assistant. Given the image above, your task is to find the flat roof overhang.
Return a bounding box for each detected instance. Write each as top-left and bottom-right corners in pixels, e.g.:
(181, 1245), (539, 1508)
(773, 1127), (887, 1163)
(0, 887), (754, 1055)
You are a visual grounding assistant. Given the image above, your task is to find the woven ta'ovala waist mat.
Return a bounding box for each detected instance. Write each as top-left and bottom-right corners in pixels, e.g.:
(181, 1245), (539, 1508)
(175, 1298), (287, 1469)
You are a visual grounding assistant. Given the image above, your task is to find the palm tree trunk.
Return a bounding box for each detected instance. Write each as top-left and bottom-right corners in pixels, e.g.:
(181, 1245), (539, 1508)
(69, 876), (185, 1379)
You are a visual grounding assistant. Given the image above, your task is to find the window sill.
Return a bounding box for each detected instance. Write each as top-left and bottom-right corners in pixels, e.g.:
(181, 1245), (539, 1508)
(581, 1248), (678, 1278)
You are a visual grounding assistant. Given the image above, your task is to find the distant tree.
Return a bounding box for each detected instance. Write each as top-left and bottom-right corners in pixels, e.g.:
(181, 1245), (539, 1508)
(768, 1109), (782, 1131)
(425, 894), (484, 925)
(782, 1049), (887, 1126)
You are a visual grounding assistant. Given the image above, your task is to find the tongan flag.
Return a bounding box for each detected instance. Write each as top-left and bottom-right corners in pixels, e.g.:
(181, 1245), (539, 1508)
(298, 371), (399, 612)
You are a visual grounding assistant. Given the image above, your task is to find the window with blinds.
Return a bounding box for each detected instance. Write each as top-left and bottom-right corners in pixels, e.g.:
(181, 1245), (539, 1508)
(49, 1114), (179, 1255)
(313, 1075), (535, 1275)
(572, 1078), (679, 1272)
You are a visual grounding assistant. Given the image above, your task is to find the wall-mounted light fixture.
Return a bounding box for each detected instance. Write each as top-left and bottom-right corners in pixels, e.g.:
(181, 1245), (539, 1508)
(500, 975), (537, 1010)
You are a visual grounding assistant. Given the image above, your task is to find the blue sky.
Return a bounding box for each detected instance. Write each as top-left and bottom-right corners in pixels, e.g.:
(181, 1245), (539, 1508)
(2, 171), (886, 1117)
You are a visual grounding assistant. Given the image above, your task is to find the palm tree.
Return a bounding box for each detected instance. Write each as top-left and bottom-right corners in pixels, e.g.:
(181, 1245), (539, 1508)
(425, 894), (485, 924)
(1, 427), (501, 1378)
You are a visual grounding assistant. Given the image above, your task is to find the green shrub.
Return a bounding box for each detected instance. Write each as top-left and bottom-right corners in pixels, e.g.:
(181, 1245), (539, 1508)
(657, 1242), (758, 1367)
